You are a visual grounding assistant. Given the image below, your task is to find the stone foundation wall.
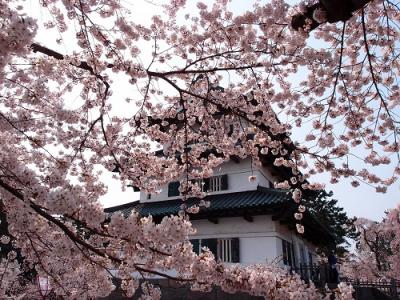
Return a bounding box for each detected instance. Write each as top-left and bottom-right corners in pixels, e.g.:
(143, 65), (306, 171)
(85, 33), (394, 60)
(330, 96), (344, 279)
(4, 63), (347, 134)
(100, 279), (263, 300)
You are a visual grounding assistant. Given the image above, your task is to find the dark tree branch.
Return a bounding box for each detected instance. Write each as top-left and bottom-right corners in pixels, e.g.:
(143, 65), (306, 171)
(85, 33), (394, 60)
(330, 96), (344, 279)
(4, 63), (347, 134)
(291, 0), (373, 31)
(31, 43), (110, 77)
(31, 43), (110, 91)
(324, 21), (346, 127)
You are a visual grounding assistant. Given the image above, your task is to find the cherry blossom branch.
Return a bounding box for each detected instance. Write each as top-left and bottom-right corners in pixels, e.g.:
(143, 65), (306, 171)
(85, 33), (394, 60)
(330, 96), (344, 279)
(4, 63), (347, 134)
(0, 178), (197, 285)
(183, 49), (248, 71)
(149, 63), (279, 77)
(0, 178), (111, 260)
(31, 43), (112, 79)
(145, 72), (313, 193)
(0, 111), (57, 161)
(27, 44), (315, 192)
(0, 259), (9, 290)
(61, 213), (173, 257)
(324, 22), (346, 127)
(32, 46), (117, 166)
(71, 115), (103, 161)
(360, 9), (391, 118)
(360, 8), (399, 161)
(26, 233), (70, 296)
(147, 71), (290, 145)
(30, 43), (279, 79)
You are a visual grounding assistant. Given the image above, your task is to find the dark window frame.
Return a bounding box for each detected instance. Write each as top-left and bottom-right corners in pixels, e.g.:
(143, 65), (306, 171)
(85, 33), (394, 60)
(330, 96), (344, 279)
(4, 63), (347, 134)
(190, 237), (239, 263)
(168, 174), (228, 197)
(282, 239), (296, 268)
(167, 181), (180, 197)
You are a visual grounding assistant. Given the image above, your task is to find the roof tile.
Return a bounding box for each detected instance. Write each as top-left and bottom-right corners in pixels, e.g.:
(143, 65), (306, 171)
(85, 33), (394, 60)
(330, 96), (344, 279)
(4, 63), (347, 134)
(107, 188), (291, 218)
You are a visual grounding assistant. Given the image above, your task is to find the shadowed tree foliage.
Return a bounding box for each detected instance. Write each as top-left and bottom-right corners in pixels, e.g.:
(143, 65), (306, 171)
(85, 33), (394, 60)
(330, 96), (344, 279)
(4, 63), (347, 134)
(0, 201), (36, 283)
(304, 191), (358, 255)
(0, 200), (16, 259)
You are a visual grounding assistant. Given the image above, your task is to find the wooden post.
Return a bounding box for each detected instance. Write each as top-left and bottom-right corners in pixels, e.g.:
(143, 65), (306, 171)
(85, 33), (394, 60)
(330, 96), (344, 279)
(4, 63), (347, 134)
(319, 264), (327, 286)
(355, 279), (360, 300)
(390, 279), (399, 300)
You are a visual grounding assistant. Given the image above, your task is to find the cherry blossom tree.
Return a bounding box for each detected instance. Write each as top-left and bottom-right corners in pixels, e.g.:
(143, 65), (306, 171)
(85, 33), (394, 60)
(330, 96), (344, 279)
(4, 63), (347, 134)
(342, 204), (400, 281)
(383, 203), (400, 279)
(0, 0), (398, 298)
(342, 218), (393, 280)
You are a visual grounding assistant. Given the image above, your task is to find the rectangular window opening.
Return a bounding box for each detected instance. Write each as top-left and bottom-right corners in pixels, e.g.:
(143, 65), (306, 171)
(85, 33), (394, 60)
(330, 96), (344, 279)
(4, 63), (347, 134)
(282, 240), (295, 268)
(169, 175), (228, 197)
(190, 237), (239, 263)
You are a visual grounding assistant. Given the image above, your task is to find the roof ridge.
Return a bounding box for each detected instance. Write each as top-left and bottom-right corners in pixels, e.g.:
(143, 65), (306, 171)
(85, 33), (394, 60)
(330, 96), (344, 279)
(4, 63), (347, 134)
(256, 185), (290, 194)
(104, 200), (140, 213)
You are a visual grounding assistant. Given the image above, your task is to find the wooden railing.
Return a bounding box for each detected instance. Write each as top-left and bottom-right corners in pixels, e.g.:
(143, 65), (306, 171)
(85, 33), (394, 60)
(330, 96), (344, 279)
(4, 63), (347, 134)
(289, 263), (337, 285)
(289, 264), (399, 299)
(344, 278), (400, 300)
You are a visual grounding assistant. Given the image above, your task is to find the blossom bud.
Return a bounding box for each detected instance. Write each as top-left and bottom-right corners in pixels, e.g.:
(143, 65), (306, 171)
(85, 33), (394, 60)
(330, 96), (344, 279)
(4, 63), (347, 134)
(296, 224), (305, 234)
(248, 175), (257, 182)
(294, 212), (303, 220)
(298, 205), (306, 213)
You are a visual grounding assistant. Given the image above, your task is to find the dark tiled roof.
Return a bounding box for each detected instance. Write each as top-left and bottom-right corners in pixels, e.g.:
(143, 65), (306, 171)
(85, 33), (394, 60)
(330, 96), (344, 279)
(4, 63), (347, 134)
(104, 187), (291, 218)
(104, 200), (141, 217)
(104, 187), (336, 246)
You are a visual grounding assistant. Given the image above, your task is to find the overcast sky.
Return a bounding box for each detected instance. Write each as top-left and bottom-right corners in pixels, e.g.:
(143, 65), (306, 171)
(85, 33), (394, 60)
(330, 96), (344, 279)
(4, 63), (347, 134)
(30, 0), (399, 221)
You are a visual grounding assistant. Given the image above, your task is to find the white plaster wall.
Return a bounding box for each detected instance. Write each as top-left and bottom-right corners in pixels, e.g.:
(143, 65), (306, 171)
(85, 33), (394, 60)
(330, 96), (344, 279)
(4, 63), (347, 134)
(192, 215), (275, 237)
(275, 222), (318, 267)
(239, 236), (280, 264)
(190, 216), (282, 264)
(293, 235), (318, 265)
(140, 158), (275, 202)
(259, 164), (281, 188)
